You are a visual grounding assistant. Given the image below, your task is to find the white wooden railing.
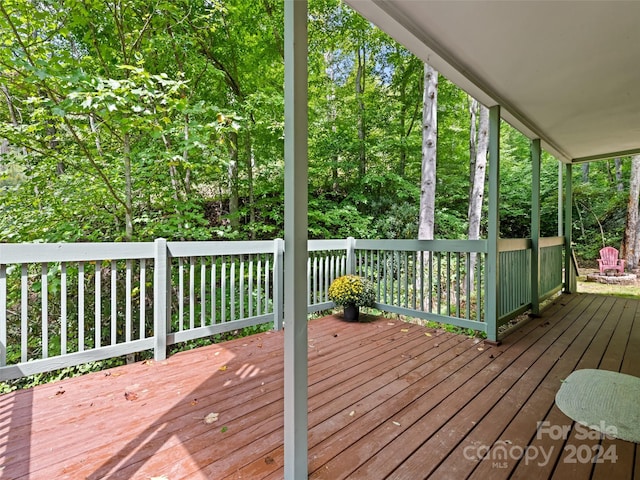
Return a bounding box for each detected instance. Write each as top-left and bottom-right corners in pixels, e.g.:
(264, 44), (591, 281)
(0, 237), (565, 381)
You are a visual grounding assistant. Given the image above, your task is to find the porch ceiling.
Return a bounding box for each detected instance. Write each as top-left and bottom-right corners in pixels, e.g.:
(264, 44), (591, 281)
(346, 0), (640, 164)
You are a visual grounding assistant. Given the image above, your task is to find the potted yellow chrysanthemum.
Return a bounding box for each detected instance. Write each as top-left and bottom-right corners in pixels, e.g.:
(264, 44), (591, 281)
(328, 274), (375, 322)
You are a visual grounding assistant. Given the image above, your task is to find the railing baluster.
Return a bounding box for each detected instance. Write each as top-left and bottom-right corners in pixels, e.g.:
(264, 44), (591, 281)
(381, 251), (386, 304)
(61, 262), (67, 355)
(111, 260), (117, 345)
(313, 256), (319, 305)
(221, 258), (227, 322)
(201, 258), (206, 327)
(140, 259), (146, 339)
(454, 253), (459, 317)
(126, 259), (132, 342)
(248, 256), (254, 318)
(428, 252), (433, 313)
(446, 252), (451, 316)
(231, 258), (236, 321)
(240, 258), (245, 320)
(420, 251), (425, 311)
(465, 253), (471, 319)
(323, 255), (329, 301)
(265, 259), (270, 314)
(21, 264), (28, 361)
(189, 256), (195, 330)
(307, 257), (311, 306)
(95, 262), (101, 348)
(403, 251), (408, 308)
(78, 262), (85, 353)
(41, 263), (48, 359)
(477, 253), (483, 321)
(179, 257), (184, 331)
(411, 252), (417, 310)
(376, 250), (381, 303)
(257, 258), (262, 316)
(211, 257), (217, 324)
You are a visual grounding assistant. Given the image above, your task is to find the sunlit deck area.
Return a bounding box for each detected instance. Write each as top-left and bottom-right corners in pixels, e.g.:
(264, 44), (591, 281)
(1, 292), (639, 479)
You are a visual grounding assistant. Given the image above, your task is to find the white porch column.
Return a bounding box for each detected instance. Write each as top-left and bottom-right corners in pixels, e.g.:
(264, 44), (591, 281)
(284, 1), (309, 478)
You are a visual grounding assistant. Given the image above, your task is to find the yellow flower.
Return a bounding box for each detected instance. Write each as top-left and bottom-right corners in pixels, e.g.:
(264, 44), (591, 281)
(328, 275), (375, 307)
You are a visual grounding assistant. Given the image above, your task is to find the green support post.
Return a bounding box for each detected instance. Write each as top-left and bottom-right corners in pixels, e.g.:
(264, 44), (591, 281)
(531, 139), (541, 315)
(558, 161), (563, 236)
(485, 105), (500, 343)
(564, 163), (574, 293)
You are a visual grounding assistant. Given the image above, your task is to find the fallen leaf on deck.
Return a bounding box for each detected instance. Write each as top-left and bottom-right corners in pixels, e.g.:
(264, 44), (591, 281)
(400, 328), (409, 333)
(387, 322), (395, 326)
(142, 360), (153, 365)
(190, 399), (198, 406)
(204, 412), (219, 424)
(124, 391), (138, 401)
(425, 333), (432, 337)
(477, 347), (484, 351)
(392, 421), (401, 426)
(218, 365), (227, 371)
(221, 426), (228, 433)
(349, 410), (355, 417)
(265, 456), (275, 465)
(56, 389), (65, 396)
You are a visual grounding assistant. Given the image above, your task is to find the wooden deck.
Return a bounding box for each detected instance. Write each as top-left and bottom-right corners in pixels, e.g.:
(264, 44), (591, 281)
(1, 292), (640, 479)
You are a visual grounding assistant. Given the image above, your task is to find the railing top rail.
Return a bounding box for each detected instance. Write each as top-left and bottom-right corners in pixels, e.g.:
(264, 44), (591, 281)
(539, 236), (565, 248)
(354, 238), (488, 253)
(308, 239), (349, 252)
(0, 242), (154, 264)
(167, 240), (276, 257)
(498, 238), (532, 252)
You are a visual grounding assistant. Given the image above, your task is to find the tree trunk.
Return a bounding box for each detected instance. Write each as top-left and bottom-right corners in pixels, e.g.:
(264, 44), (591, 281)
(183, 114), (192, 195)
(228, 131), (240, 229)
(123, 132), (133, 242)
(355, 44), (366, 177)
(623, 155), (640, 270)
(324, 52), (340, 191)
(245, 130), (255, 239)
(467, 103), (489, 286)
(418, 63), (438, 241)
(468, 103), (489, 236)
(468, 97), (478, 192)
(615, 157), (624, 192)
(581, 162), (590, 183)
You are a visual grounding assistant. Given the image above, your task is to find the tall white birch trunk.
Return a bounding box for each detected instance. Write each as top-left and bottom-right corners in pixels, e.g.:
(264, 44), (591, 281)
(623, 155), (640, 270)
(418, 63), (438, 241)
(467, 103), (489, 287)
(468, 103), (489, 240)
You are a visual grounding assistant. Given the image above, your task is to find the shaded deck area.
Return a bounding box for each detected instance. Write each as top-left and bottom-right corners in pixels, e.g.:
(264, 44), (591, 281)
(1, 292), (639, 479)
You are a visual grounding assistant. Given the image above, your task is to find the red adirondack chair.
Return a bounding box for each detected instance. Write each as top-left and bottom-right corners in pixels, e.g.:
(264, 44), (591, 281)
(598, 246), (625, 274)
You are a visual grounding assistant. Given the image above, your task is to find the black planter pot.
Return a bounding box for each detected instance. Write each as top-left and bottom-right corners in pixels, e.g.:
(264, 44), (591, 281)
(343, 304), (360, 322)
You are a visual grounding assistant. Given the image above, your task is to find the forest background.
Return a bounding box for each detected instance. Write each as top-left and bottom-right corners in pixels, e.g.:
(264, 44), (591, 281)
(0, 0), (633, 267)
